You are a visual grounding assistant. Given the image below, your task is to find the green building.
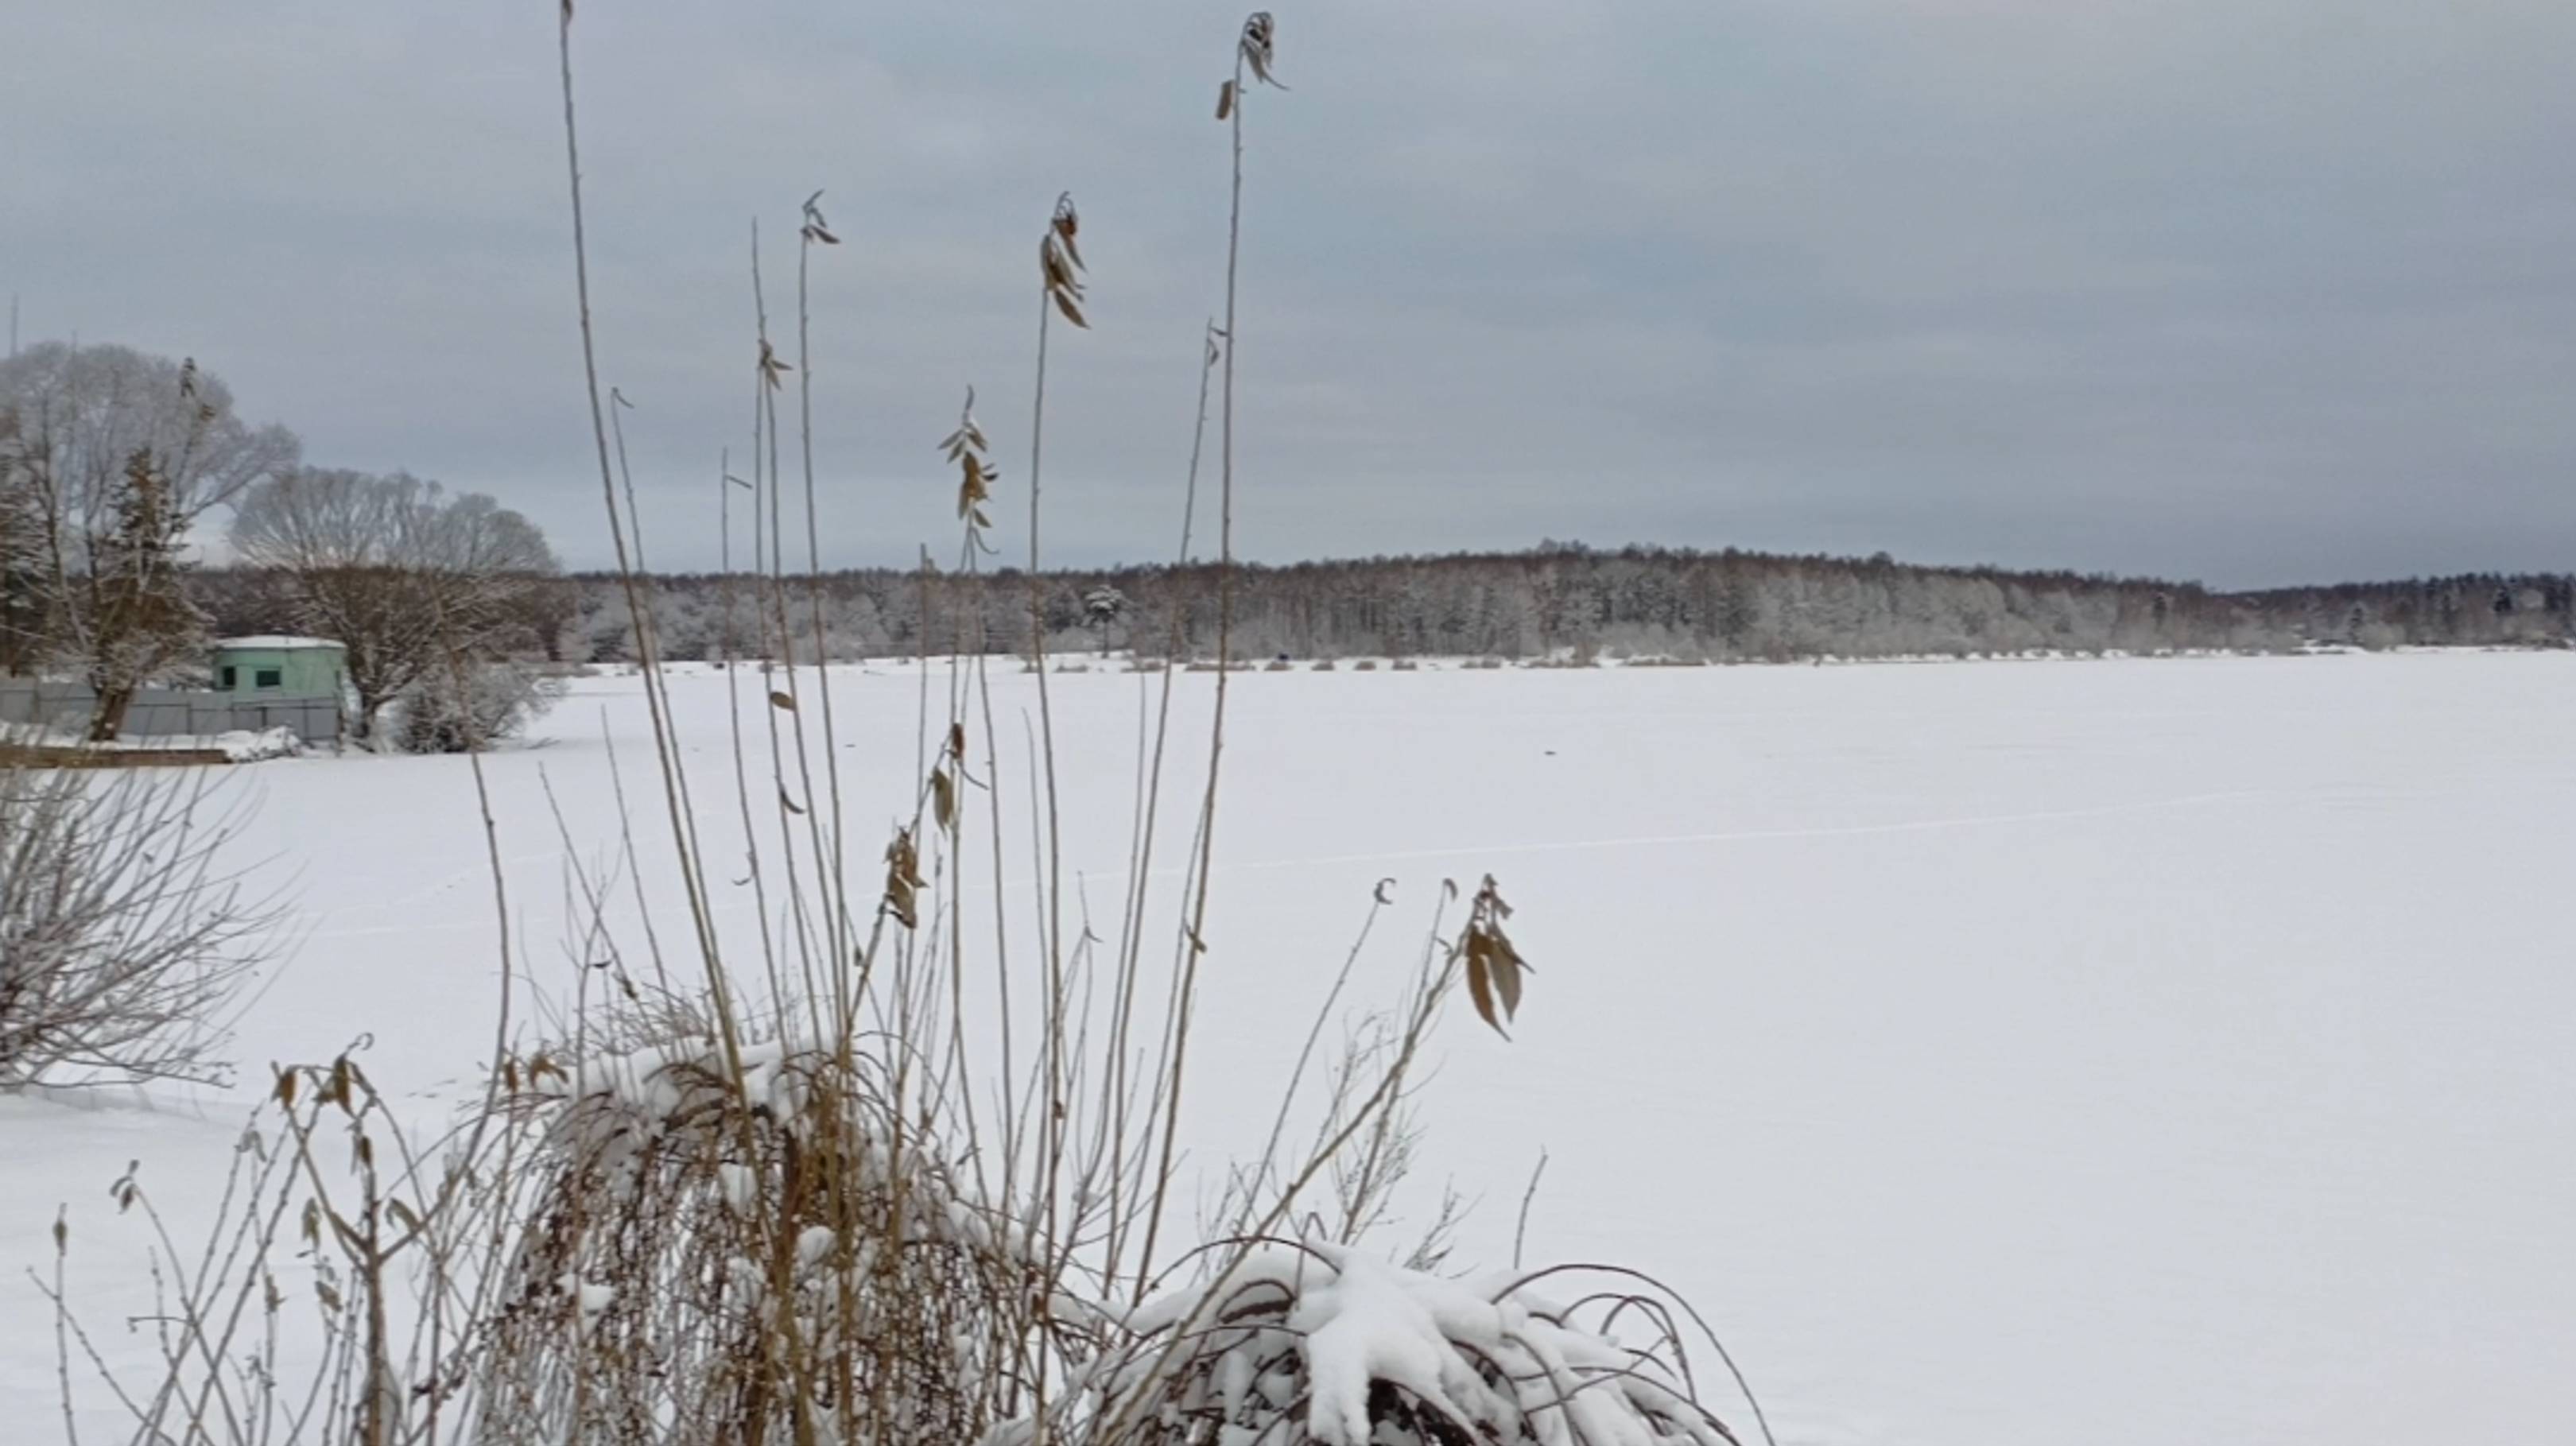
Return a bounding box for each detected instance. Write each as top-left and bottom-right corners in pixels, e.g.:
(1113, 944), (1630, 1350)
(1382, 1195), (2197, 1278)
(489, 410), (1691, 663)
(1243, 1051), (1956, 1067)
(211, 636), (348, 701)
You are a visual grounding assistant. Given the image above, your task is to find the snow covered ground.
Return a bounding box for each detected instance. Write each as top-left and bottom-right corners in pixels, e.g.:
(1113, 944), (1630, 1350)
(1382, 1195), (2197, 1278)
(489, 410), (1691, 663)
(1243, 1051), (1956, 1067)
(6, 650), (2572, 1444)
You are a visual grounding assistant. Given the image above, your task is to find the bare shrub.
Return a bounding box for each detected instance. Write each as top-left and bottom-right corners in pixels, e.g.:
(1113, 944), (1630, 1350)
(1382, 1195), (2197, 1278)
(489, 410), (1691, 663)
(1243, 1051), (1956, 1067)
(395, 662), (561, 753)
(0, 765), (267, 1087)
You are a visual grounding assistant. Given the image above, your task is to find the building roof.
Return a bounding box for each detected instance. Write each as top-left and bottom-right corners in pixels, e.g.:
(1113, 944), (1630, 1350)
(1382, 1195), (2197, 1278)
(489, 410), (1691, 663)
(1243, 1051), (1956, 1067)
(213, 636), (346, 652)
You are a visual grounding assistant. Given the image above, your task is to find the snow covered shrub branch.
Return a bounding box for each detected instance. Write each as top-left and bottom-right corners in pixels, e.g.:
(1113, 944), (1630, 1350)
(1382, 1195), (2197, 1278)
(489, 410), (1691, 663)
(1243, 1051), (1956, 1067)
(0, 764), (270, 1088)
(1058, 1244), (1752, 1446)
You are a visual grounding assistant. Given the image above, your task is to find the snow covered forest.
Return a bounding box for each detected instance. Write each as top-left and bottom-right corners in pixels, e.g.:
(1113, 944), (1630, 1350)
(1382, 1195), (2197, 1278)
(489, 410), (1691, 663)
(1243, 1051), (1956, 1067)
(190, 547), (2576, 666)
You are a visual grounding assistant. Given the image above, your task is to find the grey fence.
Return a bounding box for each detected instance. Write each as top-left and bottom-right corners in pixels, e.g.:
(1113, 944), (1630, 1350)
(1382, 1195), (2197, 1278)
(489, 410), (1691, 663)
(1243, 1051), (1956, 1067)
(0, 680), (343, 746)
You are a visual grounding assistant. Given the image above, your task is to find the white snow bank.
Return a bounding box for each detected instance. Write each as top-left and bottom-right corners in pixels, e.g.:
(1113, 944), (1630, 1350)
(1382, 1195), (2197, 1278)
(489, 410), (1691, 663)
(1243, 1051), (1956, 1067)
(0, 721), (301, 761)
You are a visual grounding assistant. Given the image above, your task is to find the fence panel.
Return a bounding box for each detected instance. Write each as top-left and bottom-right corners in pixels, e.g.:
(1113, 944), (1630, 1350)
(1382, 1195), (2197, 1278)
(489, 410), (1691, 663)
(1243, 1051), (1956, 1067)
(0, 681), (342, 746)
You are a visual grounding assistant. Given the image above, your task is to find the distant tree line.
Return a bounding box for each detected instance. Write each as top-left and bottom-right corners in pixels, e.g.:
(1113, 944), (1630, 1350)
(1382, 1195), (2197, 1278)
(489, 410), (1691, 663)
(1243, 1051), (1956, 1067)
(190, 543), (2576, 669)
(17, 346), (2562, 699)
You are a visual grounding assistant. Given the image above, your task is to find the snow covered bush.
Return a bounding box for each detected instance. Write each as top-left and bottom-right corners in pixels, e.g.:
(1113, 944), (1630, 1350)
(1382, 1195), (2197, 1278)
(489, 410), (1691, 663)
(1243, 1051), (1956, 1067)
(1053, 1246), (1753, 1446)
(0, 764), (268, 1087)
(394, 661), (561, 753)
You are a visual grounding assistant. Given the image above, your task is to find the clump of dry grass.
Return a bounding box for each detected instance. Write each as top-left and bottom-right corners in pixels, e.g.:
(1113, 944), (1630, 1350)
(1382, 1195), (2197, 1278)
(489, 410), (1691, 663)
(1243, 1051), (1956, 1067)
(467, 1028), (1029, 1444)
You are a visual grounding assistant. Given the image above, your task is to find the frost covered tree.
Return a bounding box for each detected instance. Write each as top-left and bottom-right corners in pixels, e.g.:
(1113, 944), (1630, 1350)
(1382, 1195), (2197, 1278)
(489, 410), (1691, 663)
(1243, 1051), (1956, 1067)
(0, 343), (300, 735)
(394, 660), (561, 753)
(0, 409), (48, 675)
(75, 451), (208, 737)
(231, 468), (558, 742)
(1083, 582), (1127, 656)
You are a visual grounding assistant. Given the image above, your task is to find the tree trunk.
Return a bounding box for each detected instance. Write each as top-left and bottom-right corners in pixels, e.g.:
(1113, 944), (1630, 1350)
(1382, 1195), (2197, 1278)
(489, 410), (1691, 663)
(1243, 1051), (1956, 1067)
(355, 694), (384, 744)
(87, 686), (134, 742)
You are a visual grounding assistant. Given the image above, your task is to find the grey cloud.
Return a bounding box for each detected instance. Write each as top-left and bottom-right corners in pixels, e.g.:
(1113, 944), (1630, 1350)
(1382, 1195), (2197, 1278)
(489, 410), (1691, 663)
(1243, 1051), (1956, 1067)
(3, 0), (2569, 588)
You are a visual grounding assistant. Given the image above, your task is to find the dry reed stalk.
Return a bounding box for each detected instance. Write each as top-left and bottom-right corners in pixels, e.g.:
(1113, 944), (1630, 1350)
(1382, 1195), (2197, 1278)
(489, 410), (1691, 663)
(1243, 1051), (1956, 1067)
(1139, 6), (1290, 1297)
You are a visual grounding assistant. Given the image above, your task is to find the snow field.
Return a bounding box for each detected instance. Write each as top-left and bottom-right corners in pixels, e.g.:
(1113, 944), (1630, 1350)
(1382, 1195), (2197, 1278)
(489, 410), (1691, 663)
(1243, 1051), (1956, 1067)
(5, 650), (2571, 1444)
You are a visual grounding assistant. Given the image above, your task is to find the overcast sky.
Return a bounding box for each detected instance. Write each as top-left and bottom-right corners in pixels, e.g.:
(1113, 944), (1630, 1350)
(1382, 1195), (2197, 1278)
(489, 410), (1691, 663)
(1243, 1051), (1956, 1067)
(6, 2), (2570, 587)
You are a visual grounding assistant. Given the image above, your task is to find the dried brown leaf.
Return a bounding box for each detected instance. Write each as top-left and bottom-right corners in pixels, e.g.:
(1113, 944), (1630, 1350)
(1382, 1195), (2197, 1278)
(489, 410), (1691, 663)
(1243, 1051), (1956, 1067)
(1466, 952), (1499, 1035)
(1051, 289), (1090, 329)
(1492, 944), (1523, 1020)
(1043, 239), (1079, 293)
(1240, 11), (1286, 88)
(768, 690), (797, 712)
(801, 192), (840, 245)
(1052, 193), (1085, 269)
(1216, 79), (1236, 120)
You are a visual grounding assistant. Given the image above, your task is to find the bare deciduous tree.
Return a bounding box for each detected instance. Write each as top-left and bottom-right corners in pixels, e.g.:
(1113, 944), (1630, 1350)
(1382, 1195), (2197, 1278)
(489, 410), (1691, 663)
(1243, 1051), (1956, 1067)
(0, 765), (270, 1089)
(0, 343), (301, 737)
(231, 468), (559, 742)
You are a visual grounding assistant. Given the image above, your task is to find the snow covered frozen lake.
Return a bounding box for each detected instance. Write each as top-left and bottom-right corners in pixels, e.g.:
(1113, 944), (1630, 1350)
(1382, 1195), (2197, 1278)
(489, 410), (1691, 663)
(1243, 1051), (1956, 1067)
(6, 650), (2571, 1444)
